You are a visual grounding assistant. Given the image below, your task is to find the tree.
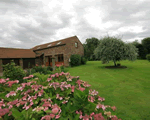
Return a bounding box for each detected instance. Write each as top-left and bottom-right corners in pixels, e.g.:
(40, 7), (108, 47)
(131, 40), (147, 59)
(94, 36), (138, 66)
(141, 37), (150, 54)
(83, 37), (100, 60)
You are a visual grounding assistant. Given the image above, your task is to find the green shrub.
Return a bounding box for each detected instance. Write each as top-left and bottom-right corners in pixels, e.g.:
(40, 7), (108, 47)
(2, 60), (26, 83)
(55, 65), (69, 73)
(146, 54), (150, 61)
(32, 72), (49, 85)
(25, 68), (36, 76)
(46, 66), (53, 71)
(70, 54), (81, 66)
(32, 65), (52, 75)
(0, 72), (121, 120)
(81, 56), (87, 65)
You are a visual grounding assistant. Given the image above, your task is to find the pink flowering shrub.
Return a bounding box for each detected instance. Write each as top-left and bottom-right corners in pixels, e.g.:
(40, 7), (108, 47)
(0, 72), (122, 120)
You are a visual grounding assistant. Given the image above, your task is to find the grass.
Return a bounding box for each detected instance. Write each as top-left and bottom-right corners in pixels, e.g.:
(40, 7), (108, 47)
(67, 60), (150, 120)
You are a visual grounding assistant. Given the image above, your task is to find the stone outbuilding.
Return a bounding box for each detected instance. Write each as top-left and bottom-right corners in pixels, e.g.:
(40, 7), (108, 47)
(0, 36), (84, 72)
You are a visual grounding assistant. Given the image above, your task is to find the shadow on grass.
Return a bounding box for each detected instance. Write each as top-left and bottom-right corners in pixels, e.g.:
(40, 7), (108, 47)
(97, 65), (133, 70)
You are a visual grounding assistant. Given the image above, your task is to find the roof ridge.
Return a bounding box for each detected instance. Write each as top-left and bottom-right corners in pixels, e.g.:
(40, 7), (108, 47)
(0, 47), (31, 50)
(31, 35), (77, 48)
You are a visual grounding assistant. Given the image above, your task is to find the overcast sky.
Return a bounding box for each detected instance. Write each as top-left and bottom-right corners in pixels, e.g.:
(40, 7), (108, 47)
(0, 0), (150, 49)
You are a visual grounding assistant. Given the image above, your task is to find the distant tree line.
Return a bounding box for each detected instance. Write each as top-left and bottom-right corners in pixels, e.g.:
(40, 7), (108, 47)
(83, 37), (150, 61)
(130, 37), (150, 59)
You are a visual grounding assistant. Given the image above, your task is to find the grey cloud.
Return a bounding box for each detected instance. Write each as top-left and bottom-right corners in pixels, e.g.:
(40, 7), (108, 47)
(0, 0), (150, 49)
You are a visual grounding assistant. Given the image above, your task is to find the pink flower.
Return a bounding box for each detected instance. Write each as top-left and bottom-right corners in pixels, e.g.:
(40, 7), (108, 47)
(71, 86), (75, 92)
(43, 107), (48, 111)
(23, 77), (29, 80)
(6, 80), (19, 87)
(67, 78), (72, 81)
(102, 105), (106, 111)
(36, 64), (38, 66)
(42, 102), (51, 107)
(29, 75), (34, 78)
(51, 74), (55, 78)
(76, 80), (82, 86)
(89, 112), (95, 119)
(55, 73), (59, 77)
(17, 86), (24, 91)
(62, 100), (68, 104)
(96, 103), (102, 109)
(0, 108), (9, 117)
(6, 78), (9, 81)
(52, 107), (59, 114)
(56, 64), (60, 67)
(7, 99), (18, 106)
(31, 85), (42, 91)
(94, 113), (105, 120)
(8, 111), (12, 116)
(9, 105), (13, 109)
(56, 94), (59, 99)
(82, 114), (90, 120)
(0, 79), (6, 84)
(38, 89), (44, 97)
(22, 95), (28, 100)
(79, 87), (85, 91)
(89, 89), (98, 96)
(98, 96), (105, 101)
(6, 91), (16, 98)
(41, 115), (51, 120)
(88, 96), (95, 103)
(47, 77), (52, 82)
(0, 99), (5, 109)
(55, 115), (60, 119)
(111, 106), (117, 111)
(49, 114), (55, 119)
(111, 115), (122, 120)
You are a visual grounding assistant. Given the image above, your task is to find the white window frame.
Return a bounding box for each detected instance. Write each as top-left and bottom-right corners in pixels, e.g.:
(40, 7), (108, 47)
(75, 42), (78, 47)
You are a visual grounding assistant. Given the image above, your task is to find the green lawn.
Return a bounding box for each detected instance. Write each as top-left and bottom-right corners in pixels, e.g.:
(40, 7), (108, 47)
(67, 60), (150, 120)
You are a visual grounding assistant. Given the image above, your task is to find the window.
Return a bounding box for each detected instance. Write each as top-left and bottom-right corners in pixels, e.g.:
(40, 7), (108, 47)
(47, 44), (52, 47)
(75, 42), (78, 47)
(37, 47), (40, 49)
(57, 42), (61, 45)
(58, 54), (63, 62)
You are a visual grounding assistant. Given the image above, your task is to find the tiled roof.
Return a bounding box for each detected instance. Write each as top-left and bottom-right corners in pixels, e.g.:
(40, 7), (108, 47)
(31, 36), (77, 51)
(0, 35), (81, 59)
(0, 47), (35, 59)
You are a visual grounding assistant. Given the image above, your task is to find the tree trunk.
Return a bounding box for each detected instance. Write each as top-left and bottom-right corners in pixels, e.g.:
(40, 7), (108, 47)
(113, 60), (117, 66)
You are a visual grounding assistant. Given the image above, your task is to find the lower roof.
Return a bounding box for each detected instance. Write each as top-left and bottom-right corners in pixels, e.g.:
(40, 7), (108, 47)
(0, 47), (35, 59)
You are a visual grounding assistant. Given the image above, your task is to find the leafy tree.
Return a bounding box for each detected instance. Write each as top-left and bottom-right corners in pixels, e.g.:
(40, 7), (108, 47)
(83, 37), (100, 61)
(94, 36), (138, 66)
(131, 40), (147, 59)
(141, 37), (150, 54)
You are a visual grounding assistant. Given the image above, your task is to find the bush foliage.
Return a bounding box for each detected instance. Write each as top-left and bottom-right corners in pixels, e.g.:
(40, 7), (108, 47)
(81, 56), (87, 65)
(26, 65), (53, 76)
(70, 54), (81, 66)
(146, 54), (150, 61)
(0, 72), (121, 120)
(2, 60), (26, 83)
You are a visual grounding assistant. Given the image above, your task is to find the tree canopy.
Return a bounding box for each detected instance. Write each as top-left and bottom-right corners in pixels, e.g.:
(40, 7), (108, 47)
(94, 36), (138, 66)
(141, 37), (150, 54)
(131, 40), (147, 59)
(83, 37), (100, 60)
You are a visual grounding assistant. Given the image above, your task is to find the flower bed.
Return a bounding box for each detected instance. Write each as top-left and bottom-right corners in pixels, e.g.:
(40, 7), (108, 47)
(0, 72), (121, 120)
